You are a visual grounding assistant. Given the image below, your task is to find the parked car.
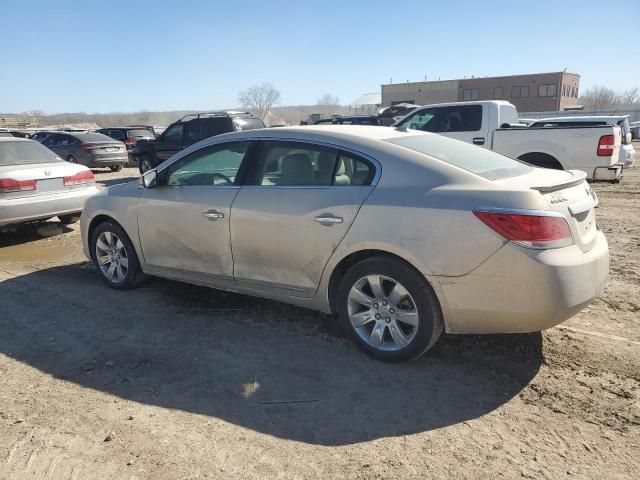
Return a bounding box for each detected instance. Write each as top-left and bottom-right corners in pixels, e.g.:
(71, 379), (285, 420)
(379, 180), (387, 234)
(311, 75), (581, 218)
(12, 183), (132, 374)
(134, 111), (265, 173)
(528, 116), (635, 166)
(81, 126), (608, 362)
(41, 132), (127, 171)
(631, 121), (640, 140)
(96, 127), (156, 167)
(31, 131), (55, 143)
(395, 100), (624, 181)
(0, 137), (98, 229)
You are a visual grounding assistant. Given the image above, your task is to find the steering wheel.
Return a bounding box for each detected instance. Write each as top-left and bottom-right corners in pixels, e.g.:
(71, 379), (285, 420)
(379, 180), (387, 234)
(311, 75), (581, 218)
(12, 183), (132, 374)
(210, 173), (233, 185)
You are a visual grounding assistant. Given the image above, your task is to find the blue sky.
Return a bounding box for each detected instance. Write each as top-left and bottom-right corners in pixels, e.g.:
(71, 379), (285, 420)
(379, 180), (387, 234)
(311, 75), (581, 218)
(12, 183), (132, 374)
(0, 0), (638, 113)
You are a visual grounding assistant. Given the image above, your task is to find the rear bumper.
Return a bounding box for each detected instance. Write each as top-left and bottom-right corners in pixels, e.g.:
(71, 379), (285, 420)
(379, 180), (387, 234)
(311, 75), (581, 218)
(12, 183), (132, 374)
(434, 230), (609, 334)
(593, 164), (623, 181)
(0, 186), (99, 227)
(87, 154), (128, 168)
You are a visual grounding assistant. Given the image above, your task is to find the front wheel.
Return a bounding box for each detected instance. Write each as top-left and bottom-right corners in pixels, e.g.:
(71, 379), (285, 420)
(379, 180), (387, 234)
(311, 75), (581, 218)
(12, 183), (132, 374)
(138, 154), (154, 174)
(91, 221), (146, 289)
(336, 257), (443, 362)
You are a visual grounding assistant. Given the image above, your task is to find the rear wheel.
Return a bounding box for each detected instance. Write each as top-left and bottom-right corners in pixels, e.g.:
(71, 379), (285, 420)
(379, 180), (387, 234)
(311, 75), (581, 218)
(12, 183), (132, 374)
(110, 165), (123, 172)
(336, 256), (443, 362)
(91, 221), (145, 289)
(66, 155), (77, 164)
(138, 154), (154, 174)
(58, 214), (80, 225)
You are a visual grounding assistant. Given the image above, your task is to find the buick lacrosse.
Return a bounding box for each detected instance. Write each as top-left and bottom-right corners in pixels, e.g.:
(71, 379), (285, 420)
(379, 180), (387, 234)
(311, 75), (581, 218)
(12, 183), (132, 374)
(81, 126), (609, 362)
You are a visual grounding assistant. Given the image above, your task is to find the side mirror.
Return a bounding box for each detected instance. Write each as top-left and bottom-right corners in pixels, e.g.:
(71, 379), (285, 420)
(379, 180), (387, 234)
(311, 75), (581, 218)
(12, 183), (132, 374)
(140, 169), (158, 189)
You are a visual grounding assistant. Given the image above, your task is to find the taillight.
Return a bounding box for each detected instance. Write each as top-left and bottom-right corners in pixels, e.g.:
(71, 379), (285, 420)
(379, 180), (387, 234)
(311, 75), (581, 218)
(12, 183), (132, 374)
(0, 178), (36, 193)
(81, 143), (99, 150)
(597, 135), (615, 156)
(473, 209), (573, 249)
(63, 170), (95, 187)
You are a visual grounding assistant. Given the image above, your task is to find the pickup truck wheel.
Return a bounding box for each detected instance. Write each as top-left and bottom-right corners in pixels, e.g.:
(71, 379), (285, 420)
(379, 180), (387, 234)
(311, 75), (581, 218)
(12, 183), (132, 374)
(518, 153), (563, 170)
(139, 154), (154, 174)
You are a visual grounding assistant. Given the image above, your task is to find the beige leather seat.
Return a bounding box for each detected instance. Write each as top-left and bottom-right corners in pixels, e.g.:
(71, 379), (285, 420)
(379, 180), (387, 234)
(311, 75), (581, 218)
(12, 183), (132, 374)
(279, 153), (314, 185)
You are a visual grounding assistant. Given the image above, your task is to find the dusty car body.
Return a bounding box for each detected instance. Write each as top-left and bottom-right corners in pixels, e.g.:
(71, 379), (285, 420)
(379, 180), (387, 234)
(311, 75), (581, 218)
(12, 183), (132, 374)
(81, 126), (609, 361)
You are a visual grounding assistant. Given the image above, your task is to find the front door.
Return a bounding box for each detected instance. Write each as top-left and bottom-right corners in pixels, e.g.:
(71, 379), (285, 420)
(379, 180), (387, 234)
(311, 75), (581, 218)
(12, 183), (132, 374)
(230, 141), (376, 297)
(138, 141), (253, 281)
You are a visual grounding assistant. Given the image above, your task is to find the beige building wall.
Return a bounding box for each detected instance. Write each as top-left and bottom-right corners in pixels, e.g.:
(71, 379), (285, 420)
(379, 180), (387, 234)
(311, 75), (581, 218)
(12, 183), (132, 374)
(381, 72), (581, 113)
(381, 80), (459, 107)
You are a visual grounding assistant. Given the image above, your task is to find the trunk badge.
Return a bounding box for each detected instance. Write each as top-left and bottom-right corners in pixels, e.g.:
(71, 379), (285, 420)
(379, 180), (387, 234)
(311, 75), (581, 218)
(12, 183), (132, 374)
(44, 169), (52, 176)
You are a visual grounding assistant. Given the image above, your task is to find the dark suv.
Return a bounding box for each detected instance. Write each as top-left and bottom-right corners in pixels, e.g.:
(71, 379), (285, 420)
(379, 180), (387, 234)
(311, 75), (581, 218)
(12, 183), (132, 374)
(96, 127), (155, 166)
(134, 111), (265, 173)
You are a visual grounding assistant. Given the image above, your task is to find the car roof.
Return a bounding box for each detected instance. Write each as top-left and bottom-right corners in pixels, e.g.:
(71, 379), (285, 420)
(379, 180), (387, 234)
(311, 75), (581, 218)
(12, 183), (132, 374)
(0, 136), (32, 142)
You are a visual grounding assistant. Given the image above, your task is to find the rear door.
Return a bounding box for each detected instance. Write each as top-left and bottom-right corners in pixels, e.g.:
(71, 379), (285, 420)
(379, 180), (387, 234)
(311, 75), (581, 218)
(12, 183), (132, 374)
(230, 140), (376, 297)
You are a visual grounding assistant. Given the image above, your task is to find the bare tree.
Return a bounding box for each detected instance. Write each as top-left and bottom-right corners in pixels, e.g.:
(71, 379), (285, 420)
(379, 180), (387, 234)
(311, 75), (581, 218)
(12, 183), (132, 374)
(317, 94), (340, 106)
(238, 83), (281, 122)
(579, 85), (620, 110)
(620, 87), (639, 105)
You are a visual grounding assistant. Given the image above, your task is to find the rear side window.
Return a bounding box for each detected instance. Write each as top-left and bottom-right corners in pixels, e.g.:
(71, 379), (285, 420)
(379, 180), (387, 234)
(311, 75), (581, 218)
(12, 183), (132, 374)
(385, 134), (532, 180)
(0, 140), (63, 166)
(399, 105), (482, 133)
(255, 141), (375, 186)
(109, 130), (125, 140)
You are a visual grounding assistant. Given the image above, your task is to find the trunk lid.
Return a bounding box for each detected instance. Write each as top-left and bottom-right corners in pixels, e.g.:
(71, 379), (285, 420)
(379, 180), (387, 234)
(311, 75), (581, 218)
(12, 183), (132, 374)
(0, 162), (90, 199)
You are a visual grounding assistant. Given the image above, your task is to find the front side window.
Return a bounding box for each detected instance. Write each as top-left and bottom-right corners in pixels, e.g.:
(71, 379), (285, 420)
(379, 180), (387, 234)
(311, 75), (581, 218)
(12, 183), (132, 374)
(163, 124), (184, 143)
(400, 105), (482, 132)
(164, 142), (250, 187)
(256, 141), (374, 186)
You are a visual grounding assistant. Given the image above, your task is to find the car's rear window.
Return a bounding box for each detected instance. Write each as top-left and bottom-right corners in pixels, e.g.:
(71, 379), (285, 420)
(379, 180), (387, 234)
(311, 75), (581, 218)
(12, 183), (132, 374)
(0, 140), (63, 166)
(127, 129), (154, 138)
(233, 118), (266, 131)
(384, 134), (532, 180)
(74, 132), (115, 143)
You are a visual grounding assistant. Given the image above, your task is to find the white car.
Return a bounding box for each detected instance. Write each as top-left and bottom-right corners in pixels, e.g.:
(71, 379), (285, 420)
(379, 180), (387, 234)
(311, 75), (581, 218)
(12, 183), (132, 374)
(81, 126), (609, 362)
(0, 138), (98, 229)
(529, 116), (635, 167)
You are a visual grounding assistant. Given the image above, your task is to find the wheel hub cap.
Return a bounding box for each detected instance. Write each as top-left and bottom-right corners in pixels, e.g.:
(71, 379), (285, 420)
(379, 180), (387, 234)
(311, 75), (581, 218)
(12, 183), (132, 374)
(95, 231), (129, 283)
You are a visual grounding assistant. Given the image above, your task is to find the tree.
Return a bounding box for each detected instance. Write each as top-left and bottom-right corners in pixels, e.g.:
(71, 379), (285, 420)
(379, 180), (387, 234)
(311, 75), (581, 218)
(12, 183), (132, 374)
(317, 94), (340, 106)
(238, 83), (281, 122)
(620, 87), (639, 105)
(579, 85), (620, 110)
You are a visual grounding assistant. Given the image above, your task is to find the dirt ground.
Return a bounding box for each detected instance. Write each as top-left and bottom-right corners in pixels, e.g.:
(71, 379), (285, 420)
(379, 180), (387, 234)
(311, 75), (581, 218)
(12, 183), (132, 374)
(0, 152), (639, 480)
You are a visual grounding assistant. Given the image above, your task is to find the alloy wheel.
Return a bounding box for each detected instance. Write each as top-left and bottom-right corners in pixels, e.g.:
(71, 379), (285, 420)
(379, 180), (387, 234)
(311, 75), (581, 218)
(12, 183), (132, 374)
(347, 274), (419, 351)
(95, 231), (129, 283)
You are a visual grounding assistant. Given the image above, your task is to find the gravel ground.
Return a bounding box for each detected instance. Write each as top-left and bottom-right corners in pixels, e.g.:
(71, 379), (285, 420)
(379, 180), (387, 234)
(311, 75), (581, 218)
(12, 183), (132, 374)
(0, 152), (639, 480)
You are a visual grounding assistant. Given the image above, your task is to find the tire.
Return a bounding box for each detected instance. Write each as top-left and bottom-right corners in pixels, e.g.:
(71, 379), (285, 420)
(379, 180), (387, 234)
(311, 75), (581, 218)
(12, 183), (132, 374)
(67, 155), (77, 164)
(336, 256), (443, 362)
(110, 165), (123, 172)
(138, 154), (154, 174)
(91, 220), (146, 289)
(58, 214), (80, 225)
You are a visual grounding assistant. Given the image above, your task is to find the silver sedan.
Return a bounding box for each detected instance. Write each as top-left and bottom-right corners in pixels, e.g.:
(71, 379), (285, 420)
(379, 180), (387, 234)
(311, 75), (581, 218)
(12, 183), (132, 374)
(1, 138), (98, 229)
(81, 126), (609, 362)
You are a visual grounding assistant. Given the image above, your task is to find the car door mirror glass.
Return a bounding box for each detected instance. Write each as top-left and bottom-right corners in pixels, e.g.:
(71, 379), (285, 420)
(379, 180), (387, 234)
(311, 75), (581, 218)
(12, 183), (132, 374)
(141, 169), (158, 189)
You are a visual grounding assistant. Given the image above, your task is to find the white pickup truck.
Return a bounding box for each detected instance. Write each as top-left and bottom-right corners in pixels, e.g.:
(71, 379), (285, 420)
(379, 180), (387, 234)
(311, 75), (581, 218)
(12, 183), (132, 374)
(394, 100), (623, 181)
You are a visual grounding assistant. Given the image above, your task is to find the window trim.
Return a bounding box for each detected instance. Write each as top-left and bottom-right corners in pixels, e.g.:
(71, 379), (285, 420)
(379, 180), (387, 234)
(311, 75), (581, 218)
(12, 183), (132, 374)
(244, 139), (380, 188)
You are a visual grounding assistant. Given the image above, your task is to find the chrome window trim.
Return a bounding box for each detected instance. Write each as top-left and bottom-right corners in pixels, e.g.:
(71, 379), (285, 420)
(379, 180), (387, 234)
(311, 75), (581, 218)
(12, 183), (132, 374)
(157, 135), (382, 187)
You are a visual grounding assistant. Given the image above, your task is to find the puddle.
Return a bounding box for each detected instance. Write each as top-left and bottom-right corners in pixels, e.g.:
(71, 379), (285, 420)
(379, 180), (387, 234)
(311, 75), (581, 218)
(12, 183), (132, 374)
(0, 242), (72, 262)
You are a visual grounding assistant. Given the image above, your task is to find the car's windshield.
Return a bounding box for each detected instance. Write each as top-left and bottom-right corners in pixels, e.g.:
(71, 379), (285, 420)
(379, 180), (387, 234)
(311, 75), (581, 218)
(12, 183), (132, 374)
(384, 134), (532, 180)
(0, 140), (64, 166)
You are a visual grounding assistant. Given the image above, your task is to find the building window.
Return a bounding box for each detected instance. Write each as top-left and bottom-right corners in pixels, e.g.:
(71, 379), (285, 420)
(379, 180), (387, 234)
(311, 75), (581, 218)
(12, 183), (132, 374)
(463, 89), (479, 101)
(494, 87), (503, 99)
(538, 84), (558, 97)
(511, 86), (529, 98)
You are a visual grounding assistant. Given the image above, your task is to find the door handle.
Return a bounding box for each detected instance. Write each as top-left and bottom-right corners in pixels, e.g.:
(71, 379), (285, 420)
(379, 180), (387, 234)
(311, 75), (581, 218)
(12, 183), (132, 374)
(314, 215), (343, 225)
(473, 137), (486, 145)
(202, 210), (224, 220)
